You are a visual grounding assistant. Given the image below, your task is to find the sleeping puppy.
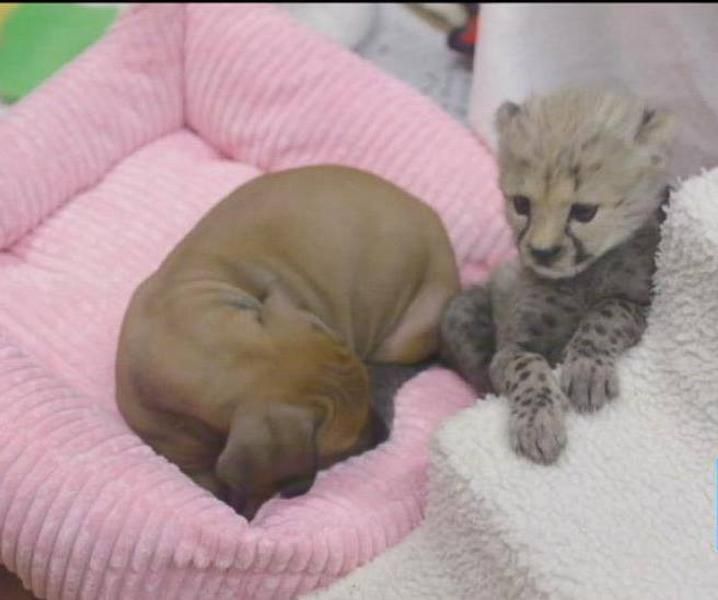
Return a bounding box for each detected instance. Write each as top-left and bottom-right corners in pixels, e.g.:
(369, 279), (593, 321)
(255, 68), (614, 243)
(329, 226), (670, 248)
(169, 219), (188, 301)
(115, 165), (460, 519)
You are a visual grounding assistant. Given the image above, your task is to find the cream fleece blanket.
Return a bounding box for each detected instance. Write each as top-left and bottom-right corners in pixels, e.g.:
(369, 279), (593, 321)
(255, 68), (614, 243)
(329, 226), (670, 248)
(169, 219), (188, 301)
(310, 168), (718, 599)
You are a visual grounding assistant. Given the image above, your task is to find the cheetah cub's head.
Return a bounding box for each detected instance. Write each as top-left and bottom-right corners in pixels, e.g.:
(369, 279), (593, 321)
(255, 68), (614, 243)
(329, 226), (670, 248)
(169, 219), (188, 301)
(495, 87), (676, 279)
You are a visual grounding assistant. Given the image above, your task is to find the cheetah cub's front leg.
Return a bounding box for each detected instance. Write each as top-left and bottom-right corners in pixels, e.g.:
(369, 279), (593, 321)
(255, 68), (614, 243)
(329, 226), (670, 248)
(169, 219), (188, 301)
(561, 298), (647, 413)
(487, 278), (581, 464)
(490, 346), (568, 464)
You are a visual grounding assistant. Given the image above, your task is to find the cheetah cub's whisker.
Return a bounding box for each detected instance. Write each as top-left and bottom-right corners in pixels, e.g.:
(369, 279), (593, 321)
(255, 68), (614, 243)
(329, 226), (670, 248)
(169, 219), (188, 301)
(440, 87), (676, 464)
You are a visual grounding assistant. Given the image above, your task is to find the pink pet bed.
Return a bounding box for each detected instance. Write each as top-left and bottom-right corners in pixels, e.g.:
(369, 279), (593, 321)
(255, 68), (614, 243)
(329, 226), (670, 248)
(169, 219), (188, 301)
(0, 4), (513, 599)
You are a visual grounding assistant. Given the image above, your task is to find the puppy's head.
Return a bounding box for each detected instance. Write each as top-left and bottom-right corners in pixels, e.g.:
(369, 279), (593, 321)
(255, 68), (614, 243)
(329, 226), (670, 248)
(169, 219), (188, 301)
(215, 303), (384, 520)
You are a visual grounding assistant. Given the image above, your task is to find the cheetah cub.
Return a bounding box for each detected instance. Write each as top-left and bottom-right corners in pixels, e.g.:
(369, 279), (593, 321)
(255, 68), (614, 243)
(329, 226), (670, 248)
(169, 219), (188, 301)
(441, 88), (675, 464)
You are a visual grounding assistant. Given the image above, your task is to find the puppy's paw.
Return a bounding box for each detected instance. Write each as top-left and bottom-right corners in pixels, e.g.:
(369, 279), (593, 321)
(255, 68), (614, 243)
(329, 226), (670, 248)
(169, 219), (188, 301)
(509, 390), (567, 464)
(561, 353), (619, 413)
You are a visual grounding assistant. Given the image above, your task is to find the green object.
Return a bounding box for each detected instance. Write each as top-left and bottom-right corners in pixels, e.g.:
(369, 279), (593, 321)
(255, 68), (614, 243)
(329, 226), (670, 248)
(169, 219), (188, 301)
(0, 3), (118, 102)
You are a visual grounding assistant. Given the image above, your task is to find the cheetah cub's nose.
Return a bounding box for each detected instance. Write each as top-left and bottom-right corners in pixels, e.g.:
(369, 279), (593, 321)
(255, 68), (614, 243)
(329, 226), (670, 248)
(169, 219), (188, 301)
(530, 245), (563, 265)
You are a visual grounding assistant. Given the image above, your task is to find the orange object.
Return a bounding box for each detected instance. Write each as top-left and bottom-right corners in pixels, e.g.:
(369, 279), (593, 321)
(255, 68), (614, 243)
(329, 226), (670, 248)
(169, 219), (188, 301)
(448, 4), (479, 57)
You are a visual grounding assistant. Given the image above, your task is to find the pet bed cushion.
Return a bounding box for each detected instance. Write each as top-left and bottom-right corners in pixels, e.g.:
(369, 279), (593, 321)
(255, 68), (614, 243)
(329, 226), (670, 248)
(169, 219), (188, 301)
(0, 4), (513, 599)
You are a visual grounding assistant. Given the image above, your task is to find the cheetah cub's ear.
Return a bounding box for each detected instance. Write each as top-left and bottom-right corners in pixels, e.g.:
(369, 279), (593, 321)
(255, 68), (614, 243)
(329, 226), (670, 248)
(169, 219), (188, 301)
(495, 101), (521, 136)
(634, 107), (676, 167)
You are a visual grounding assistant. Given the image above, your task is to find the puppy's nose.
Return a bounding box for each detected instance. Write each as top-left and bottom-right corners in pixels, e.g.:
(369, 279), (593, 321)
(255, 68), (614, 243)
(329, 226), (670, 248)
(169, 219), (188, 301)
(530, 245), (562, 265)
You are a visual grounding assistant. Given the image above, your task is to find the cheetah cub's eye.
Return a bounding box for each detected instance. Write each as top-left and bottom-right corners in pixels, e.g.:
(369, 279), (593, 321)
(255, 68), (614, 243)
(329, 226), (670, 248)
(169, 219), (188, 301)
(569, 203), (598, 223)
(512, 195), (531, 216)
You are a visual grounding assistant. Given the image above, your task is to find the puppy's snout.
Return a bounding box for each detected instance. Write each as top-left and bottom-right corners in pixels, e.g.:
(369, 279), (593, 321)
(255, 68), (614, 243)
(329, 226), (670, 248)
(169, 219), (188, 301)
(529, 244), (563, 265)
(278, 473), (317, 499)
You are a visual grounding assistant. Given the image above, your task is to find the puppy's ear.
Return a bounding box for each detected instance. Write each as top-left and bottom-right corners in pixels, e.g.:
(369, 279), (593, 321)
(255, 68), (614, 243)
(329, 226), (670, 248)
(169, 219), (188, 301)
(216, 401), (323, 519)
(309, 348), (378, 466)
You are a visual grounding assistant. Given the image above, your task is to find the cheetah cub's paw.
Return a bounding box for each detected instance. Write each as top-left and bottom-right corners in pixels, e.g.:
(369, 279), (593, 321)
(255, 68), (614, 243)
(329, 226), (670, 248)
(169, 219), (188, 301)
(509, 387), (567, 464)
(560, 352), (619, 413)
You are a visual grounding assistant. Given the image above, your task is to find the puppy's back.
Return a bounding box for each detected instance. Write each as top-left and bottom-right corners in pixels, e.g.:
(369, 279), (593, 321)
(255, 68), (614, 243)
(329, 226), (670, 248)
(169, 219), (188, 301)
(165, 165), (460, 359)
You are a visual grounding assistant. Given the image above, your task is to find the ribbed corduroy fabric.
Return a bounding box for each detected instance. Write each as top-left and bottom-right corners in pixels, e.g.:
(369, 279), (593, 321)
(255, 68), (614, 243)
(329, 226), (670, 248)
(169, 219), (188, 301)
(0, 4), (513, 599)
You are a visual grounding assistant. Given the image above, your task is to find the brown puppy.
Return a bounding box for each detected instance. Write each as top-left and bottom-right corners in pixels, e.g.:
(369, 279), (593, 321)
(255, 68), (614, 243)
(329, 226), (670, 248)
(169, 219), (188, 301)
(116, 165), (459, 518)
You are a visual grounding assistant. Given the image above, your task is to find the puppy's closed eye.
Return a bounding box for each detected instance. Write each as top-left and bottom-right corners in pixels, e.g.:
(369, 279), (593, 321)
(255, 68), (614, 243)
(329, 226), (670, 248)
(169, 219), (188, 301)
(234, 296), (262, 310)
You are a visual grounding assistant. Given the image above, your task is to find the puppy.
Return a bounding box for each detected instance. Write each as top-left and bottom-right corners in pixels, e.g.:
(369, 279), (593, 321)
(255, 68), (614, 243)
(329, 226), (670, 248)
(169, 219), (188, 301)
(116, 165), (460, 518)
